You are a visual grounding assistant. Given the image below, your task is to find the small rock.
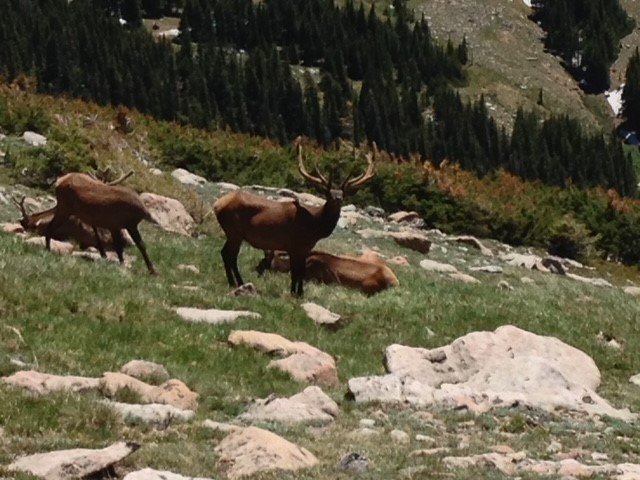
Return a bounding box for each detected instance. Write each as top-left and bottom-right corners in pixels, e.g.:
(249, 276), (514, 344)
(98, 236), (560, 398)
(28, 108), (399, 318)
(171, 168), (207, 186)
(22, 131), (47, 147)
(215, 182), (240, 191)
(102, 400), (195, 425)
(630, 374), (640, 386)
(149, 168), (163, 176)
(470, 265), (503, 273)
(140, 193), (195, 236)
(547, 440), (562, 453)
(390, 429), (410, 444)
(419, 259), (458, 273)
(120, 360), (169, 383)
(415, 434), (435, 444)
(175, 307), (261, 325)
(338, 452), (370, 473)
(520, 276), (535, 284)
(349, 427), (380, 438)
(100, 373), (198, 411)
(25, 236), (75, 255)
(202, 420), (242, 432)
(449, 272), (480, 284)
(1, 223), (25, 234)
(177, 264), (200, 274)
(409, 448), (449, 457)
(301, 302), (341, 327)
(229, 282), (258, 297)
(498, 280), (514, 290)
(214, 426), (318, 479)
(364, 206), (385, 217)
(8, 442), (138, 479)
(623, 286), (640, 297)
(452, 235), (493, 256)
(124, 469), (213, 480)
(492, 445), (515, 454)
(388, 211), (421, 223)
(359, 418), (376, 428)
(391, 232), (432, 254)
(388, 256), (410, 266)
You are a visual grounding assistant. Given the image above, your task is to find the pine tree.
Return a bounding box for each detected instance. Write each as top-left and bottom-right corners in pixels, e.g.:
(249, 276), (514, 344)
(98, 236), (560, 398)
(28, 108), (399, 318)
(623, 48), (640, 130)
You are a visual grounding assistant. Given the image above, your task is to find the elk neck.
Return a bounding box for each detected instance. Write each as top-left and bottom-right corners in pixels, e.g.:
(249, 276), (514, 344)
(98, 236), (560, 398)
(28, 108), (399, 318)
(316, 195), (343, 239)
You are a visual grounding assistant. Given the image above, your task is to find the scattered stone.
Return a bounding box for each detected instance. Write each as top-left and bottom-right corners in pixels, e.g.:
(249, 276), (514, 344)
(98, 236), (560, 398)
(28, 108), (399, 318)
(123, 469), (213, 480)
(215, 182), (240, 191)
(140, 193), (195, 236)
(365, 206), (385, 217)
(623, 286), (640, 297)
(547, 440), (562, 454)
(501, 253), (549, 272)
(1, 370), (100, 395)
(8, 441), (138, 480)
(630, 374), (640, 387)
(388, 256), (410, 266)
(449, 272), (480, 284)
(492, 445), (515, 454)
(202, 419), (242, 432)
(294, 192), (325, 207)
(520, 276), (535, 284)
(597, 332), (623, 350)
(470, 265), (503, 273)
(451, 236), (493, 256)
(177, 264), (200, 274)
(22, 131), (47, 147)
(214, 426), (318, 479)
(359, 418), (376, 428)
(391, 231), (432, 254)
(388, 211), (421, 223)
(338, 453), (370, 473)
(566, 273), (613, 288)
(171, 168), (207, 187)
(301, 302), (341, 328)
(348, 325), (634, 420)
(102, 400), (195, 425)
(1, 223), (25, 234)
(149, 168), (163, 176)
(120, 360), (169, 383)
(175, 307), (261, 325)
(229, 283), (258, 297)
(238, 386), (339, 425)
(228, 330), (339, 387)
(100, 373), (198, 411)
(338, 209), (367, 228)
(25, 236), (75, 255)
(390, 429), (410, 444)
(415, 434), (435, 444)
(419, 259), (458, 273)
(409, 448), (449, 457)
(498, 280), (514, 290)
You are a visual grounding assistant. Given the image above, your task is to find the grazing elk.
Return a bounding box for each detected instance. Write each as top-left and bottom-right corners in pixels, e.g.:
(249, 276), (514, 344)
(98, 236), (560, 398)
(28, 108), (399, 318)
(214, 142), (376, 296)
(45, 173), (157, 273)
(257, 250), (399, 295)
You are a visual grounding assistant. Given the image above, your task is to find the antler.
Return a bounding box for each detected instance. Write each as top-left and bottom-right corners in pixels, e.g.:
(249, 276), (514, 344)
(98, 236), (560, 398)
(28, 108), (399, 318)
(107, 170), (134, 186)
(11, 196), (29, 219)
(342, 142), (376, 194)
(298, 144), (330, 191)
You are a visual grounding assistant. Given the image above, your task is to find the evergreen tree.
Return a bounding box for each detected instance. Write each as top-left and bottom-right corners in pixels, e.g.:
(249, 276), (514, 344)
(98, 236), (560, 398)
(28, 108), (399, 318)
(622, 48), (640, 130)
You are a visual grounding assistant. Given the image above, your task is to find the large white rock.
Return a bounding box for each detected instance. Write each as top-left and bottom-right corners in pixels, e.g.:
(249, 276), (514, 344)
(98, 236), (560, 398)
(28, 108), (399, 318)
(2, 370), (100, 395)
(228, 330), (339, 387)
(238, 386), (339, 425)
(120, 360), (169, 382)
(348, 325), (633, 420)
(215, 426), (318, 479)
(175, 307), (260, 325)
(140, 193), (195, 236)
(124, 469), (213, 480)
(8, 441), (138, 479)
(22, 131), (47, 147)
(301, 303), (341, 327)
(102, 400), (195, 425)
(171, 168), (207, 186)
(500, 253), (549, 272)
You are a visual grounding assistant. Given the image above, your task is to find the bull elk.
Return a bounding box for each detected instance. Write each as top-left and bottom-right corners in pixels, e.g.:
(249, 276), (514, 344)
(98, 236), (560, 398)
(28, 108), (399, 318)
(257, 250), (399, 295)
(44, 173), (156, 273)
(214, 142), (376, 296)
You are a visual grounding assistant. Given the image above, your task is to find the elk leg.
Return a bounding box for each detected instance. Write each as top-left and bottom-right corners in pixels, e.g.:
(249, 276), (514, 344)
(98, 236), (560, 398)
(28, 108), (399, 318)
(111, 229), (125, 264)
(256, 250), (274, 276)
(93, 227), (107, 258)
(44, 211), (70, 251)
(221, 240), (243, 286)
(126, 225), (156, 275)
(290, 255), (306, 297)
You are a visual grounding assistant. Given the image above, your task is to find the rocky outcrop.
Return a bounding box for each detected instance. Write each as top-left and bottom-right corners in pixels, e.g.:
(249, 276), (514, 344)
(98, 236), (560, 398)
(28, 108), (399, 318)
(140, 193), (195, 236)
(1, 370), (100, 395)
(348, 325), (633, 420)
(228, 330), (339, 387)
(215, 426), (318, 479)
(8, 441), (138, 480)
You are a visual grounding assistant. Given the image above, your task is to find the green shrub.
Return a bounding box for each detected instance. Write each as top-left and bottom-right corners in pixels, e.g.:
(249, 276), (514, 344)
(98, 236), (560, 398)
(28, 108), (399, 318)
(547, 215), (599, 261)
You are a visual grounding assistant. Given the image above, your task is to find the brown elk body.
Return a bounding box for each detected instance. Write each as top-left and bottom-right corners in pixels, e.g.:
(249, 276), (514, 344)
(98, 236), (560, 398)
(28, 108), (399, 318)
(257, 250), (399, 295)
(13, 199), (116, 250)
(45, 173), (156, 273)
(214, 143), (375, 296)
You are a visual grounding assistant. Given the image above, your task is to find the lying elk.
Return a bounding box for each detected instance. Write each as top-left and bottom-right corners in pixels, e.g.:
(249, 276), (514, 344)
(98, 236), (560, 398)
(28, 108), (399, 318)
(214, 142), (376, 296)
(12, 171), (134, 251)
(257, 250), (399, 295)
(45, 172), (157, 273)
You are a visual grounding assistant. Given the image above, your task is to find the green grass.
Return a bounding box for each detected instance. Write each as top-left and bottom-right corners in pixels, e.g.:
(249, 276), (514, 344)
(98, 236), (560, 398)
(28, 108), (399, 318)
(2, 190), (640, 478)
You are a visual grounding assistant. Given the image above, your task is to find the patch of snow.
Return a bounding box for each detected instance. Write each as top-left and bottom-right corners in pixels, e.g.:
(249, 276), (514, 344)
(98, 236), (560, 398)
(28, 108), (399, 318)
(158, 28), (180, 39)
(522, 0), (532, 7)
(605, 84), (624, 116)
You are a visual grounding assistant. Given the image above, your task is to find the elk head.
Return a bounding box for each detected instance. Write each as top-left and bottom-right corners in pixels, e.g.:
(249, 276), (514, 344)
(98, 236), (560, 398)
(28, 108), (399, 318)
(12, 196), (31, 229)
